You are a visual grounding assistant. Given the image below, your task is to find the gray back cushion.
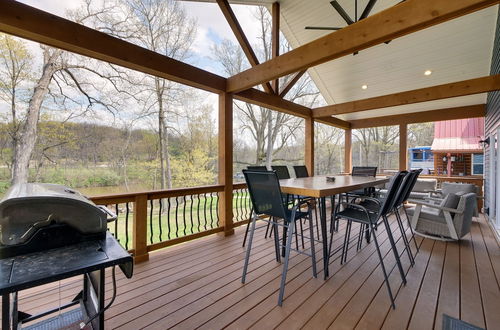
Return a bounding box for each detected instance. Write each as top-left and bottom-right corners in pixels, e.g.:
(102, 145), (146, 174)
(438, 193), (461, 217)
(442, 183), (476, 195)
(413, 179), (437, 192)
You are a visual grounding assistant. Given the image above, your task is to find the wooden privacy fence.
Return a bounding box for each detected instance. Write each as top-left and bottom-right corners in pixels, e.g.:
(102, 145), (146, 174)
(89, 183), (251, 263)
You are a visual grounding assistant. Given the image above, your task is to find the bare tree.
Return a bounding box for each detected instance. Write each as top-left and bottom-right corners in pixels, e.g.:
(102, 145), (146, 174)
(212, 7), (320, 167)
(91, 0), (197, 189)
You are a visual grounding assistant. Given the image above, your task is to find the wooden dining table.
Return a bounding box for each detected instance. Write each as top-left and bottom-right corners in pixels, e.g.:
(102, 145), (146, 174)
(279, 175), (390, 278)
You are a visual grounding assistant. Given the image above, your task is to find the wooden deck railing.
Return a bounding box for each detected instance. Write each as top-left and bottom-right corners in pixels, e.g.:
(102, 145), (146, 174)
(89, 183), (251, 263)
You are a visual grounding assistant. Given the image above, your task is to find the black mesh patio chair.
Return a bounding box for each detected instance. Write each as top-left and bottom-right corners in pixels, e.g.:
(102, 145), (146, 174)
(356, 170), (420, 267)
(242, 169), (317, 306)
(293, 165), (309, 178)
(271, 165), (291, 179)
(330, 171), (407, 309)
(347, 166), (378, 198)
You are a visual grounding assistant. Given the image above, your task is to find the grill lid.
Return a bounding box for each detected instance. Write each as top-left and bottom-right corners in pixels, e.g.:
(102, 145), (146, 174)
(0, 183), (107, 246)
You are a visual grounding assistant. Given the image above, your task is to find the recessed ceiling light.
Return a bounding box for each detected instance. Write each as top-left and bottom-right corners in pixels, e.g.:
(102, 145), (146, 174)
(424, 70), (432, 76)
(361, 84), (368, 90)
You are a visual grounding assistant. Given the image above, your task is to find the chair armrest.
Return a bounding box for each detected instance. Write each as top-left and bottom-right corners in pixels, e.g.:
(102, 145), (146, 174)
(423, 196), (444, 202)
(362, 197), (382, 205)
(407, 199), (464, 214)
(344, 203), (372, 222)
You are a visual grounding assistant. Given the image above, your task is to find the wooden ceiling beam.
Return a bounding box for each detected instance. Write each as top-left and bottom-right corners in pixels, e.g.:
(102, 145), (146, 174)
(315, 117), (351, 130)
(226, 0), (498, 93)
(235, 88), (311, 118)
(0, 1), (226, 93)
(313, 75), (500, 118)
(349, 104), (486, 129)
(216, 0), (274, 94)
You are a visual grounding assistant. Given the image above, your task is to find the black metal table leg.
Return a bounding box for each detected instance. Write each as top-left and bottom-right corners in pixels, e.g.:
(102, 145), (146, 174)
(320, 196), (329, 279)
(2, 294), (10, 330)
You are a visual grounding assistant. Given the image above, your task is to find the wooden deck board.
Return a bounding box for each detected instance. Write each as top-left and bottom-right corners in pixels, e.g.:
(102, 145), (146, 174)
(3, 214), (499, 329)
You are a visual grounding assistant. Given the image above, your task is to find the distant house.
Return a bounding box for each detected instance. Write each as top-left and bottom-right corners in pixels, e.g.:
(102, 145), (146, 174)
(431, 118), (485, 176)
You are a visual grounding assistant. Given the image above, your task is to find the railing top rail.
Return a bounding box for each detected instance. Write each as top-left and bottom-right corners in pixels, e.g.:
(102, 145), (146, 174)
(89, 183), (249, 204)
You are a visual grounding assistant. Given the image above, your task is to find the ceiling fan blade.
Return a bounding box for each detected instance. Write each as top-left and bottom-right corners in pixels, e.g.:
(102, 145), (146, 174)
(330, 0), (354, 25)
(305, 26), (342, 31)
(359, 0), (378, 20)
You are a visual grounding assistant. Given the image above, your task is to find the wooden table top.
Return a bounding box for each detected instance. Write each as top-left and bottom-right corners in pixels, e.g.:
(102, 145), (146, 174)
(279, 175), (390, 198)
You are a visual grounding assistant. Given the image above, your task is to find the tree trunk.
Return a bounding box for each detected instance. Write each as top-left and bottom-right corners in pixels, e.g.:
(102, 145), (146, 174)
(11, 50), (61, 185)
(156, 78), (172, 190)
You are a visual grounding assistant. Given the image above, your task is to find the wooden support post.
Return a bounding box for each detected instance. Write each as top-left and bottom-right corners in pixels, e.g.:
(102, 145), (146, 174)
(272, 2), (280, 94)
(219, 92), (234, 236)
(305, 117), (314, 176)
(133, 194), (149, 263)
(344, 128), (352, 174)
(399, 124), (408, 171)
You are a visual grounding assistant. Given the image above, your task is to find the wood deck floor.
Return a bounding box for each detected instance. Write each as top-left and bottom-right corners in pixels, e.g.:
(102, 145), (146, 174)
(3, 212), (500, 329)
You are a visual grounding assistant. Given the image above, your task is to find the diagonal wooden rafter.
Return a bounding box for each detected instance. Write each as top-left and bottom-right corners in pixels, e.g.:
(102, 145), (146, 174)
(349, 104), (485, 128)
(313, 75), (500, 118)
(216, 0), (274, 94)
(226, 0), (499, 93)
(279, 70), (307, 98)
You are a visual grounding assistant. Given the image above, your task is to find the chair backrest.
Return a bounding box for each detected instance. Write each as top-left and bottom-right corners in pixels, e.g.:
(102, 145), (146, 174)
(243, 170), (288, 220)
(454, 192), (477, 238)
(247, 166), (268, 171)
(271, 165), (291, 179)
(352, 166), (377, 177)
(400, 169), (422, 204)
(293, 165), (309, 178)
(377, 171), (408, 218)
(441, 182), (477, 195)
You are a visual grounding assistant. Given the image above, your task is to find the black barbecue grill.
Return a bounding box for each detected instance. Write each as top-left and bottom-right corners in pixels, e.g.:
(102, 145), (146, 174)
(0, 183), (133, 330)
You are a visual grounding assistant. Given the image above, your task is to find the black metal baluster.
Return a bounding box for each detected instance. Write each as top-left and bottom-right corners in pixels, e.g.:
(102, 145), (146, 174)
(235, 189), (240, 222)
(125, 202), (130, 250)
(114, 204), (119, 237)
(182, 195), (187, 236)
(158, 199), (163, 242)
(175, 196), (179, 238)
(188, 195), (194, 234)
(203, 193), (208, 231)
(166, 198), (171, 240)
(214, 192), (219, 229)
(197, 194), (201, 233)
(149, 199), (154, 244)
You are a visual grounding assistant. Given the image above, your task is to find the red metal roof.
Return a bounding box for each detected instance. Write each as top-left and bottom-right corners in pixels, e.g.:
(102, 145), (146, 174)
(431, 118), (484, 153)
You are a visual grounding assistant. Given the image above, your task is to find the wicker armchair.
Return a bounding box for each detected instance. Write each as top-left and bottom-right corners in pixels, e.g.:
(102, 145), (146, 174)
(428, 182), (479, 216)
(408, 192), (476, 241)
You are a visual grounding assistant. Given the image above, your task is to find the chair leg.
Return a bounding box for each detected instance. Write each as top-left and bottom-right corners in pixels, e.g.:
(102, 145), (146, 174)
(278, 219), (295, 306)
(403, 206), (420, 253)
(308, 210), (317, 278)
(242, 215), (258, 283)
(382, 215), (407, 285)
(294, 221), (299, 251)
(299, 216), (305, 249)
(395, 210), (415, 266)
(314, 201), (320, 239)
(357, 224), (364, 251)
(273, 221), (281, 263)
(371, 223), (396, 309)
(341, 220), (352, 265)
(242, 211), (252, 247)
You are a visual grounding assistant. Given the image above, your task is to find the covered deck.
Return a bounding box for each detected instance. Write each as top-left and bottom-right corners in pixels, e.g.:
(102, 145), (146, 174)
(3, 213), (499, 329)
(0, 0), (499, 329)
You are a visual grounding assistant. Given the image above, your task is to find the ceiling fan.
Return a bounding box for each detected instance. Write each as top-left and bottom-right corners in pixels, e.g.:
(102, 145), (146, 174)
(305, 0), (378, 31)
